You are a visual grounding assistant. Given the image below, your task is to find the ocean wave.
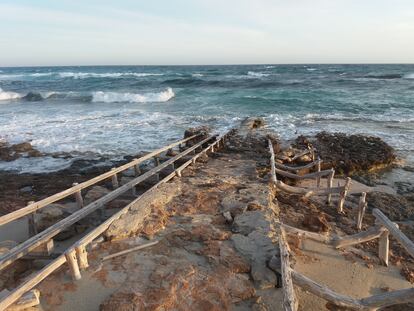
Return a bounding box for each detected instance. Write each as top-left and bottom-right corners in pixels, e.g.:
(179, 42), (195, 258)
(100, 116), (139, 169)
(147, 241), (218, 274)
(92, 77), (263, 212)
(0, 88), (22, 101)
(364, 73), (402, 79)
(247, 71), (270, 77)
(0, 73), (53, 79)
(192, 73), (204, 77)
(403, 73), (414, 79)
(59, 72), (164, 79)
(92, 88), (175, 103)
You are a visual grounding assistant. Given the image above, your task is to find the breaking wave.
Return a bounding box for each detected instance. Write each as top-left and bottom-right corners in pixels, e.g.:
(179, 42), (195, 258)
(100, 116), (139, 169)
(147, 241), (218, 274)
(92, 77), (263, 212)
(247, 71), (270, 77)
(0, 88), (22, 101)
(92, 88), (175, 103)
(404, 73), (414, 79)
(59, 72), (164, 79)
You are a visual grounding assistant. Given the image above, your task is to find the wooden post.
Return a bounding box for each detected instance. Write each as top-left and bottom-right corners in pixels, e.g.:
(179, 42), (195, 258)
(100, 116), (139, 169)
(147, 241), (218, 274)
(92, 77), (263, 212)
(72, 183), (84, 209)
(65, 249), (81, 281)
(170, 163), (175, 170)
(75, 245), (89, 270)
(211, 145), (215, 153)
(268, 139), (277, 184)
(279, 228), (298, 311)
(154, 156), (160, 166)
(316, 158), (321, 188)
(192, 158), (196, 165)
(357, 192), (367, 230)
(134, 162), (141, 176)
(176, 170), (182, 177)
(327, 169), (334, 204)
(111, 168), (119, 189)
(27, 201), (37, 237)
(378, 229), (389, 266)
(373, 208), (414, 258)
(337, 177), (351, 213)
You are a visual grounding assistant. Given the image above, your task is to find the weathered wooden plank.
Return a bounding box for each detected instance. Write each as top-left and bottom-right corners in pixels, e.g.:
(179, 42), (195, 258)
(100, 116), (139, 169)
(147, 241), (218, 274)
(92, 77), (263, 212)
(373, 208), (414, 258)
(0, 134), (200, 226)
(361, 287), (414, 309)
(291, 270), (364, 309)
(357, 192), (367, 230)
(337, 177), (351, 213)
(275, 159), (322, 172)
(0, 255), (67, 310)
(275, 167), (332, 180)
(327, 169), (335, 204)
(279, 227), (298, 311)
(281, 223), (333, 244)
(378, 229), (389, 266)
(102, 240), (159, 261)
(333, 226), (386, 249)
(268, 139), (277, 183)
(275, 180), (344, 196)
(0, 135), (216, 271)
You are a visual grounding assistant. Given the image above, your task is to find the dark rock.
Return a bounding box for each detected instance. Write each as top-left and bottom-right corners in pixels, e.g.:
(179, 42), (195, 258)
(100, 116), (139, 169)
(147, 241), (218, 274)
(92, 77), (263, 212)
(296, 132), (396, 174)
(22, 92), (44, 101)
(184, 126), (211, 146)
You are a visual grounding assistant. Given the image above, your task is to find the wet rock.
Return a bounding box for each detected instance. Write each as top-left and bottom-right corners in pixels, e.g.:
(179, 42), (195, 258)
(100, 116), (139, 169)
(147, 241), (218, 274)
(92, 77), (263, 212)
(0, 141), (43, 161)
(19, 185), (33, 193)
(184, 126), (211, 146)
(84, 186), (111, 204)
(22, 92), (44, 101)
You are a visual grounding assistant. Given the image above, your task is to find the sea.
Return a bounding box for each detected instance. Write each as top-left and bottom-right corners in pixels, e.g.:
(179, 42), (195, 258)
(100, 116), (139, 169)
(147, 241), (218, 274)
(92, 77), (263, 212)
(0, 64), (413, 179)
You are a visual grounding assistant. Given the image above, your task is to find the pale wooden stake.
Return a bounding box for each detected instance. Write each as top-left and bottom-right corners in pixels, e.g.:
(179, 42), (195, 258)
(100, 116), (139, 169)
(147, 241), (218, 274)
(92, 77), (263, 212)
(316, 157), (321, 188)
(176, 170), (182, 177)
(279, 228), (298, 311)
(373, 208), (414, 258)
(327, 169), (335, 204)
(75, 245), (89, 270)
(337, 177), (351, 213)
(72, 183), (84, 209)
(27, 201), (37, 237)
(134, 162), (141, 176)
(102, 240), (159, 261)
(357, 192), (367, 230)
(378, 229), (389, 266)
(154, 156), (160, 166)
(65, 249), (81, 281)
(268, 139), (277, 183)
(111, 168), (119, 189)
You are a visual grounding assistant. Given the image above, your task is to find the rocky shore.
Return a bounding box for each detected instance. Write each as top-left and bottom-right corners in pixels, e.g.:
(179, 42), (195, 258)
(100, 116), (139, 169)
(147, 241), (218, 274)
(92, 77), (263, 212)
(1, 119), (414, 310)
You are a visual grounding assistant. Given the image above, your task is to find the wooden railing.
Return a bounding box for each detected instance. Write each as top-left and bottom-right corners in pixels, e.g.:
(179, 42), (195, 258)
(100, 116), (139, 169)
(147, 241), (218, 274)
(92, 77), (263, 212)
(268, 139), (352, 212)
(279, 210), (414, 310)
(0, 134), (200, 227)
(0, 133), (228, 311)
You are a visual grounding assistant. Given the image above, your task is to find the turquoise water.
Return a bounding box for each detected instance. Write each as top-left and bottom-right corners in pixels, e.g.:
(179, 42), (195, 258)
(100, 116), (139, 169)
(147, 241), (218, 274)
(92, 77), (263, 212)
(0, 64), (413, 173)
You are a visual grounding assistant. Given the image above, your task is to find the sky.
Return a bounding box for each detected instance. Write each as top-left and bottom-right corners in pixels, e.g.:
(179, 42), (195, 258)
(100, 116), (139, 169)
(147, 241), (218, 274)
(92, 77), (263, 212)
(1, 0), (414, 66)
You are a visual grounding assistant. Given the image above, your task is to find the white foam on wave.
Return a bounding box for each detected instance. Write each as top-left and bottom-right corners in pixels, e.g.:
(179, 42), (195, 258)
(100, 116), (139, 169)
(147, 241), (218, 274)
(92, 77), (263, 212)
(59, 72), (164, 79)
(92, 88), (175, 103)
(404, 73), (414, 79)
(247, 71), (270, 77)
(0, 73), (53, 79)
(0, 88), (22, 101)
(192, 73), (203, 77)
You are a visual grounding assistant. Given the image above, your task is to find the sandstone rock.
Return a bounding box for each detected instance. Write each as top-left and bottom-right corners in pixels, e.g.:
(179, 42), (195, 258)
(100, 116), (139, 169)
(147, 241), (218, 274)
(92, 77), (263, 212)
(105, 183), (181, 240)
(232, 210), (273, 235)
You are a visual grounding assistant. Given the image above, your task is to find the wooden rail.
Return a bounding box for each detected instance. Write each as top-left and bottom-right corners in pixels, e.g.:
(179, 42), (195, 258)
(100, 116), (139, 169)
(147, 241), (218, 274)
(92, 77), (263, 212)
(275, 159), (322, 172)
(0, 133), (227, 310)
(279, 221), (414, 310)
(0, 134), (200, 226)
(0, 135), (216, 271)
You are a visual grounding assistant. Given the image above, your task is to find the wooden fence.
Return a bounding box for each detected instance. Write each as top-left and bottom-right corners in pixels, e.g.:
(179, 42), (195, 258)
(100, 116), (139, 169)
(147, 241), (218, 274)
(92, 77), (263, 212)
(0, 133), (228, 310)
